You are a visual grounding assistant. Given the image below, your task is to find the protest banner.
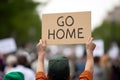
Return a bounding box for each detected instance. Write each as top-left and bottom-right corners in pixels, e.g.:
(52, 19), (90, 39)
(42, 12), (91, 44)
(0, 38), (17, 54)
(93, 39), (104, 57)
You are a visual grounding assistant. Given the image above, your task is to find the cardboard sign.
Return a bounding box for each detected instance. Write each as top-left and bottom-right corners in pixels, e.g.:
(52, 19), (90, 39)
(93, 39), (104, 57)
(0, 38), (17, 54)
(42, 12), (91, 45)
(108, 42), (119, 59)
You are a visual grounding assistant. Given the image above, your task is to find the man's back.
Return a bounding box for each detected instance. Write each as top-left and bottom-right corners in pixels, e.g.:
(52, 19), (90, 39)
(35, 37), (96, 80)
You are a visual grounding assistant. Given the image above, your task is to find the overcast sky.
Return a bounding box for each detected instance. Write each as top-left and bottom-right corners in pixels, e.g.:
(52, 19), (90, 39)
(35, 0), (120, 30)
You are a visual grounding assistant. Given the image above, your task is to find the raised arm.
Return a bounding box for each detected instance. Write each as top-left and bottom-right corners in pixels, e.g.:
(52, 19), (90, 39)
(79, 37), (96, 80)
(36, 39), (46, 73)
(85, 37), (96, 73)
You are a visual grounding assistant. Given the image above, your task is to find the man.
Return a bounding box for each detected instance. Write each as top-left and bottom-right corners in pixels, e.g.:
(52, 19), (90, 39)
(7, 52), (35, 80)
(36, 37), (96, 80)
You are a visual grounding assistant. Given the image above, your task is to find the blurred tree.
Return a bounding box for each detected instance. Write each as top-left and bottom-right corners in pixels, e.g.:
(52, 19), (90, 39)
(0, 0), (43, 46)
(92, 21), (120, 52)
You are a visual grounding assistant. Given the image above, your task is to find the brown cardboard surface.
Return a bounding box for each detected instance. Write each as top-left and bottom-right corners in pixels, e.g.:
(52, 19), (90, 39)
(42, 12), (91, 45)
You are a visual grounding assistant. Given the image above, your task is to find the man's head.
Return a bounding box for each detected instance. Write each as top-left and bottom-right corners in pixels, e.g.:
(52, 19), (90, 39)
(6, 55), (17, 67)
(94, 56), (100, 64)
(48, 55), (70, 80)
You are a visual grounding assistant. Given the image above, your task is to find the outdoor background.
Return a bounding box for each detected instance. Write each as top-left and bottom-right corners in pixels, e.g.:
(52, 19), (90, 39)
(0, 0), (120, 80)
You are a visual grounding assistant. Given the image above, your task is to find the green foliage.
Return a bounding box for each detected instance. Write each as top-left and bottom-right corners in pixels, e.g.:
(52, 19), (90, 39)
(92, 21), (120, 52)
(0, 0), (41, 46)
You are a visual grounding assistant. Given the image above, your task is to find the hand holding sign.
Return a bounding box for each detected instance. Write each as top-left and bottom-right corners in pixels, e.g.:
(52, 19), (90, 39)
(42, 12), (91, 45)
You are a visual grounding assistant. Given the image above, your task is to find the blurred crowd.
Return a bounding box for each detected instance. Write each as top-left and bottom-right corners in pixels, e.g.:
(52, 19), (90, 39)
(0, 44), (120, 80)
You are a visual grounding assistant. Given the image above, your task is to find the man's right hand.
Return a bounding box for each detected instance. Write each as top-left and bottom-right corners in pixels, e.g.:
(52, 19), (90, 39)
(36, 39), (46, 60)
(84, 37), (96, 74)
(86, 37), (96, 53)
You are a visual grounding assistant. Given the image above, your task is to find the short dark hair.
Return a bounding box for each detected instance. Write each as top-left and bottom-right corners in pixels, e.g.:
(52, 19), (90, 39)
(48, 55), (70, 80)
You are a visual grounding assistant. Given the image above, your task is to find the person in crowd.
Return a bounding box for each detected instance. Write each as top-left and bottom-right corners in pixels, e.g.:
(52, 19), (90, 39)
(0, 53), (5, 79)
(74, 57), (86, 80)
(3, 72), (24, 80)
(111, 56), (120, 80)
(4, 55), (17, 73)
(93, 56), (107, 80)
(35, 37), (96, 80)
(100, 54), (111, 80)
(6, 51), (35, 80)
